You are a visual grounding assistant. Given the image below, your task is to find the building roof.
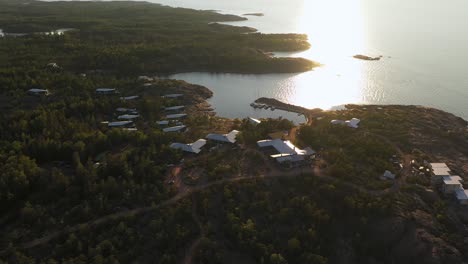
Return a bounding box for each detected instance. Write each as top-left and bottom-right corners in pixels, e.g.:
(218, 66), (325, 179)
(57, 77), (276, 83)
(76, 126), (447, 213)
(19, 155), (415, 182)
(166, 113), (187, 119)
(331, 118), (360, 128)
(156, 120), (170, 126)
(346, 118), (361, 128)
(121, 95), (139, 101)
(257, 139), (315, 163)
(456, 187), (468, 201)
(163, 125), (187, 133)
(248, 117), (261, 125)
(96, 88), (116, 92)
(170, 139), (207, 154)
(443, 176), (463, 185)
(28, 88), (49, 93)
(108, 121), (133, 127)
(118, 114), (139, 120)
(382, 170), (396, 180)
(430, 163), (450, 168)
(206, 130), (240, 143)
(116, 107), (137, 113)
(432, 167), (451, 176)
(165, 105), (185, 111)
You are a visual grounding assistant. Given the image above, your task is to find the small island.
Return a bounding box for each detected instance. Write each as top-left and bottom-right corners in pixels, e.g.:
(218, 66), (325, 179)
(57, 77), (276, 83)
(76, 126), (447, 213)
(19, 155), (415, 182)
(353, 54), (383, 61)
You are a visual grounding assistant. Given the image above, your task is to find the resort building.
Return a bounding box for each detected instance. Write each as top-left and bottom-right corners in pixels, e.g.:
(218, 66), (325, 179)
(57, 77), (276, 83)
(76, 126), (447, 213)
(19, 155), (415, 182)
(120, 95), (139, 101)
(28, 88), (49, 96)
(162, 94), (183, 99)
(248, 117), (261, 125)
(442, 176), (463, 194)
(206, 130), (240, 144)
(170, 139), (207, 154)
(117, 114), (139, 120)
(381, 170), (396, 180)
(430, 163), (452, 184)
(165, 105), (185, 112)
(456, 188), (468, 205)
(156, 120), (170, 126)
(116, 108), (138, 114)
(96, 88), (118, 95)
(166, 113), (187, 119)
(108, 121), (133, 128)
(163, 125), (187, 133)
(331, 118), (361, 128)
(257, 139), (315, 167)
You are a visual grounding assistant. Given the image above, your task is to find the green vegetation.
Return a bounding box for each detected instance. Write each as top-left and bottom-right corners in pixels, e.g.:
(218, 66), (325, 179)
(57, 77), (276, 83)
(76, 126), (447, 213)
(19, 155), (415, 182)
(0, 1), (467, 263)
(0, 0), (318, 75)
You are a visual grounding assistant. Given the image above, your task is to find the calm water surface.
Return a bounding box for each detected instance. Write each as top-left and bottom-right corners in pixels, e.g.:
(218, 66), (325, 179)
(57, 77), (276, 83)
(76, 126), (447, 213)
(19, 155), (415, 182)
(153, 0), (468, 120)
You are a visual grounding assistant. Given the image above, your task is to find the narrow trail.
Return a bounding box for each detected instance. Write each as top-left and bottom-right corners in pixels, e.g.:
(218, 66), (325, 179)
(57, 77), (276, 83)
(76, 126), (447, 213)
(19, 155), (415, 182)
(182, 195), (204, 264)
(2, 164), (401, 256)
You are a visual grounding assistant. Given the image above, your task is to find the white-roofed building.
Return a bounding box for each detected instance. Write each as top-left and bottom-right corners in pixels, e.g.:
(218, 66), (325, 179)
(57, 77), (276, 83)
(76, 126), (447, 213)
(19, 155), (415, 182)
(28, 88), (49, 96)
(442, 176), (463, 194)
(346, 118), (361, 128)
(331, 118), (360, 128)
(430, 162), (451, 184)
(257, 139), (315, 167)
(166, 113), (187, 119)
(455, 187), (468, 205)
(108, 121), (133, 128)
(170, 139), (207, 154)
(96, 88), (118, 95)
(163, 125), (187, 133)
(165, 105), (185, 111)
(381, 170), (396, 180)
(120, 95), (139, 101)
(118, 114), (139, 120)
(116, 108), (138, 114)
(206, 130), (240, 144)
(248, 117), (261, 125)
(156, 120), (170, 126)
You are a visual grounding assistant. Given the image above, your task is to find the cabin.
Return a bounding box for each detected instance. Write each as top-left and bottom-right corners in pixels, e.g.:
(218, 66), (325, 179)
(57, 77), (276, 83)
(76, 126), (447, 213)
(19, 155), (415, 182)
(96, 88), (118, 95)
(206, 130), (240, 144)
(163, 125), (187, 133)
(456, 188), (468, 205)
(120, 95), (139, 101)
(346, 118), (361, 128)
(117, 114), (139, 120)
(257, 139), (315, 168)
(331, 118), (360, 128)
(165, 105), (185, 112)
(170, 139), (207, 154)
(442, 176), (463, 194)
(166, 113), (187, 119)
(381, 170), (396, 180)
(28, 88), (49, 96)
(156, 120), (170, 126)
(430, 163), (451, 184)
(248, 117), (261, 125)
(162, 94), (183, 99)
(108, 121), (133, 128)
(116, 108), (138, 114)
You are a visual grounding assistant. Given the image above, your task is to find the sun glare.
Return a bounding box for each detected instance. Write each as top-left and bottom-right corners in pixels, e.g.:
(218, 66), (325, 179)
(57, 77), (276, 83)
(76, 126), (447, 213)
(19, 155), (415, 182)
(284, 0), (368, 109)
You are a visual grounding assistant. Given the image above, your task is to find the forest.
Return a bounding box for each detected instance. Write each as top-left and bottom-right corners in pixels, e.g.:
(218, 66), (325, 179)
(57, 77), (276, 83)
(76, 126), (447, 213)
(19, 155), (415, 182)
(1, 1), (467, 263)
(0, 0), (318, 75)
